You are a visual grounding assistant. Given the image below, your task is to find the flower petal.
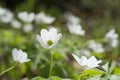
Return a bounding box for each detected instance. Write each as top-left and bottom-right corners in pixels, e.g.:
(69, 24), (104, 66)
(12, 48), (18, 61)
(41, 29), (49, 42)
(49, 28), (57, 41)
(57, 33), (62, 41)
(12, 48), (30, 63)
(87, 56), (102, 68)
(72, 54), (81, 66)
(28, 13), (35, 22)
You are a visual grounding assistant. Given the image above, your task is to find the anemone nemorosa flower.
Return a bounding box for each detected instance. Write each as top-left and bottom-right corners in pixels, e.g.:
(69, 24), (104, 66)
(18, 11), (35, 23)
(36, 28), (62, 49)
(11, 19), (21, 29)
(67, 23), (85, 36)
(35, 12), (55, 24)
(64, 13), (81, 24)
(0, 7), (13, 23)
(88, 40), (104, 53)
(23, 23), (33, 33)
(72, 54), (102, 69)
(105, 29), (119, 48)
(12, 48), (30, 63)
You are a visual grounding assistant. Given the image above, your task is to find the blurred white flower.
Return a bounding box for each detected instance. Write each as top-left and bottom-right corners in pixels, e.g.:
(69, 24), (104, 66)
(105, 29), (119, 48)
(0, 7), (6, 15)
(35, 12), (55, 24)
(88, 40), (104, 53)
(23, 24), (33, 33)
(67, 23), (85, 36)
(11, 19), (21, 29)
(36, 28), (62, 49)
(12, 48), (30, 63)
(18, 12), (35, 23)
(72, 54), (102, 69)
(110, 39), (118, 48)
(65, 13), (81, 24)
(80, 49), (91, 57)
(0, 8), (13, 23)
(105, 29), (118, 39)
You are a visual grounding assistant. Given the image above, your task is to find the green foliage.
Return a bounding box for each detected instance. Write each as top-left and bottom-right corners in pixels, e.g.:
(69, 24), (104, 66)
(110, 75), (120, 80)
(31, 76), (73, 80)
(86, 75), (101, 80)
(114, 67), (120, 75)
(102, 60), (115, 74)
(76, 69), (104, 80)
(31, 77), (45, 80)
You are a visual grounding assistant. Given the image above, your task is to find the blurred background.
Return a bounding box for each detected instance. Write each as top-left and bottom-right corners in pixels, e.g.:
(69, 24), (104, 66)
(0, 0), (120, 80)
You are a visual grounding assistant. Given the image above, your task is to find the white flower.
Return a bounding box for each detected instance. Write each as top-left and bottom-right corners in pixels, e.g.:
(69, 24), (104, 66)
(0, 7), (6, 15)
(12, 48), (30, 63)
(65, 13), (81, 24)
(80, 49), (91, 57)
(67, 23), (85, 36)
(105, 29), (119, 48)
(88, 40), (104, 53)
(110, 39), (118, 48)
(0, 8), (13, 23)
(35, 12), (55, 24)
(72, 54), (102, 69)
(105, 29), (118, 39)
(23, 24), (33, 33)
(11, 19), (21, 29)
(18, 11), (35, 23)
(36, 28), (62, 49)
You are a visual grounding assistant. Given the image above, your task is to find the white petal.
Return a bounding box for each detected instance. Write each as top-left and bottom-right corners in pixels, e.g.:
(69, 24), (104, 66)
(87, 56), (101, 68)
(18, 12), (28, 22)
(12, 48), (30, 63)
(12, 48), (18, 61)
(49, 28), (57, 41)
(19, 52), (28, 63)
(57, 33), (62, 41)
(41, 29), (50, 42)
(72, 54), (81, 66)
(36, 35), (48, 48)
(23, 24), (33, 33)
(97, 60), (102, 64)
(88, 56), (97, 62)
(36, 35), (43, 44)
(80, 56), (88, 66)
(35, 12), (55, 24)
(28, 13), (35, 22)
(11, 19), (21, 29)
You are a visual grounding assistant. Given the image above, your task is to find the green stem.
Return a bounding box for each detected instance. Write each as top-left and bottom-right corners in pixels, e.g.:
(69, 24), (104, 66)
(33, 52), (41, 69)
(49, 51), (54, 78)
(0, 62), (17, 76)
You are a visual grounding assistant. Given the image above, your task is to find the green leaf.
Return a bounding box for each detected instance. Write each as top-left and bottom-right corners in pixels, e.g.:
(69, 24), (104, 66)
(110, 75), (120, 80)
(114, 67), (120, 75)
(51, 76), (61, 80)
(86, 75), (101, 80)
(76, 69), (105, 80)
(101, 74), (111, 80)
(109, 61), (115, 74)
(48, 76), (73, 80)
(102, 62), (109, 72)
(31, 77), (45, 80)
(31, 76), (73, 80)
(102, 60), (115, 74)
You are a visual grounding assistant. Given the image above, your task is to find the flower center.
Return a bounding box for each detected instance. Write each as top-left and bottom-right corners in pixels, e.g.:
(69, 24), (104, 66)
(47, 40), (53, 46)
